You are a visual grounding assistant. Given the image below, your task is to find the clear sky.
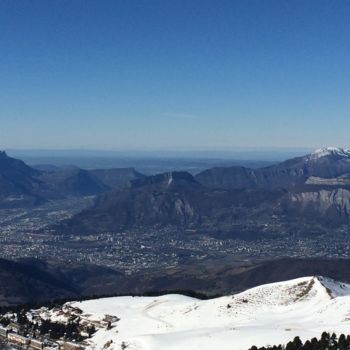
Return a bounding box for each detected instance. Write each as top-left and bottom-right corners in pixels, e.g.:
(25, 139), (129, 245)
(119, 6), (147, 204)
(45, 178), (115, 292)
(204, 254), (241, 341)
(1, 0), (350, 151)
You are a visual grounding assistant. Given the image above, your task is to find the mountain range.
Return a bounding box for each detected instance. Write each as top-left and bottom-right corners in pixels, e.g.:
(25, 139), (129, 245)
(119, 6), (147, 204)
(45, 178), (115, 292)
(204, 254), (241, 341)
(56, 147), (350, 234)
(195, 147), (350, 189)
(0, 151), (143, 207)
(2, 147), (350, 233)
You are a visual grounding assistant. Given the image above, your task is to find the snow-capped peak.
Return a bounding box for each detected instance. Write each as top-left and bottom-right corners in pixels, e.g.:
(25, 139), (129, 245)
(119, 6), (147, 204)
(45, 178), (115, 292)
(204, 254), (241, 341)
(231, 276), (349, 306)
(310, 147), (350, 160)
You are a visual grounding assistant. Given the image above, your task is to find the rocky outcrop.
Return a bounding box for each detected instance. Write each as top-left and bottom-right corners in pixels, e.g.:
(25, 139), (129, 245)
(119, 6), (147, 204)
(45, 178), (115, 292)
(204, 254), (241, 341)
(288, 188), (350, 221)
(305, 175), (350, 187)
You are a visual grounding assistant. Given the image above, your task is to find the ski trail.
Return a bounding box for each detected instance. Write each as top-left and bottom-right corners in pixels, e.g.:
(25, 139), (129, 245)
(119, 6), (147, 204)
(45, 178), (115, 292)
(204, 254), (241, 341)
(142, 300), (173, 329)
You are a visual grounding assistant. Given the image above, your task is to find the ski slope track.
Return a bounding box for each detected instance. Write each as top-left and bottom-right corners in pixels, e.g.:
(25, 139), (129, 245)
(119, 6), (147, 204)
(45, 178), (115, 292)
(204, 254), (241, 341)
(69, 276), (350, 350)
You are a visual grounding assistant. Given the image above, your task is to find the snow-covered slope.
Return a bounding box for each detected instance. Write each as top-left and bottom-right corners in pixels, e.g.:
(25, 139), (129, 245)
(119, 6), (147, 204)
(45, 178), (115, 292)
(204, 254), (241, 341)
(67, 276), (350, 350)
(309, 147), (350, 160)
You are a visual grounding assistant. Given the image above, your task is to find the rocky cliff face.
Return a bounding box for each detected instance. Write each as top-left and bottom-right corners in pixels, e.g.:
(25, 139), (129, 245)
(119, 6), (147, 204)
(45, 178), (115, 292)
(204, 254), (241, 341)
(56, 171), (285, 234)
(305, 175), (350, 186)
(287, 188), (350, 222)
(58, 172), (205, 232)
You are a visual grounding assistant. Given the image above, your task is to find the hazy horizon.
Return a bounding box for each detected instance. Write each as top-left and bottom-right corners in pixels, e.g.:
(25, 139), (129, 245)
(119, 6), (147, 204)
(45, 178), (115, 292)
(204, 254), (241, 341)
(6, 146), (314, 161)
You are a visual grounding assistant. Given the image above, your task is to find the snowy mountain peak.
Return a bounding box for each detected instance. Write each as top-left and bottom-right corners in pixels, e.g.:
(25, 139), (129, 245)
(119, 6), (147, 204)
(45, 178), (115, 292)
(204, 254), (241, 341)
(310, 147), (350, 160)
(234, 276), (339, 307)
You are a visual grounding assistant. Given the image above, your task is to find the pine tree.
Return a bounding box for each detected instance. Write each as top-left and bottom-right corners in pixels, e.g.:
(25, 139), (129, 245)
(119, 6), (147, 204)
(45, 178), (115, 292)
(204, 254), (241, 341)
(301, 340), (312, 350)
(293, 336), (303, 349)
(320, 332), (330, 350)
(249, 346), (258, 350)
(339, 334), (347, 350)
(310, 337), (319, 350)
(286, 341), (297, 350)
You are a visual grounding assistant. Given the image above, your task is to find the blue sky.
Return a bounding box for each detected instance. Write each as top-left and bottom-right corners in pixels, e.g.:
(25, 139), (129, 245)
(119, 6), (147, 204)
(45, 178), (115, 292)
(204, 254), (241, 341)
(1, 0), (350, 151)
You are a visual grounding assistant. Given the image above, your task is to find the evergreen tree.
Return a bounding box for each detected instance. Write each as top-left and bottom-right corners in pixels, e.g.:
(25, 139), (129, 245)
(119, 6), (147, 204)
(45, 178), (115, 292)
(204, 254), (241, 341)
(249, 346), (258, 350)
(320, 332), (329, 350)
(293, 336), (303, 349)
(338, 334), (347, 350)
(286, 341), (297, 350)
(301, 340), (312, 350)
(309, 337), (318, 350)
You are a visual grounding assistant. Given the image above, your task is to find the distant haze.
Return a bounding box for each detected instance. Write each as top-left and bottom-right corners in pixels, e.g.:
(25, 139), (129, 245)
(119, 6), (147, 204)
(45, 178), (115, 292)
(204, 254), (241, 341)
(6, 148), (312, 175)
(7, 147), (312, 161)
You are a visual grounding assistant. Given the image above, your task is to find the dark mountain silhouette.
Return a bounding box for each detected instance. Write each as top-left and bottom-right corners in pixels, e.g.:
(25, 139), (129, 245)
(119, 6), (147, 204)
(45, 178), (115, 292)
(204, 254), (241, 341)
(0, 258), (123, 307)
(0, 151), (146, 206)
(0, 151), (43, 207)
(37, 168), (109, 198)
(114, 258), (350, 296)
(0, 151), (109, 204)
(3, 257), (350, 305)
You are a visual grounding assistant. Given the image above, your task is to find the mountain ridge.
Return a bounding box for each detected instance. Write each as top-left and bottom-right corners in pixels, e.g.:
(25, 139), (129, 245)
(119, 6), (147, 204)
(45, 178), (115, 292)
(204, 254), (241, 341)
(0, 151), (146, 206)
(195, 146), (350, 190)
